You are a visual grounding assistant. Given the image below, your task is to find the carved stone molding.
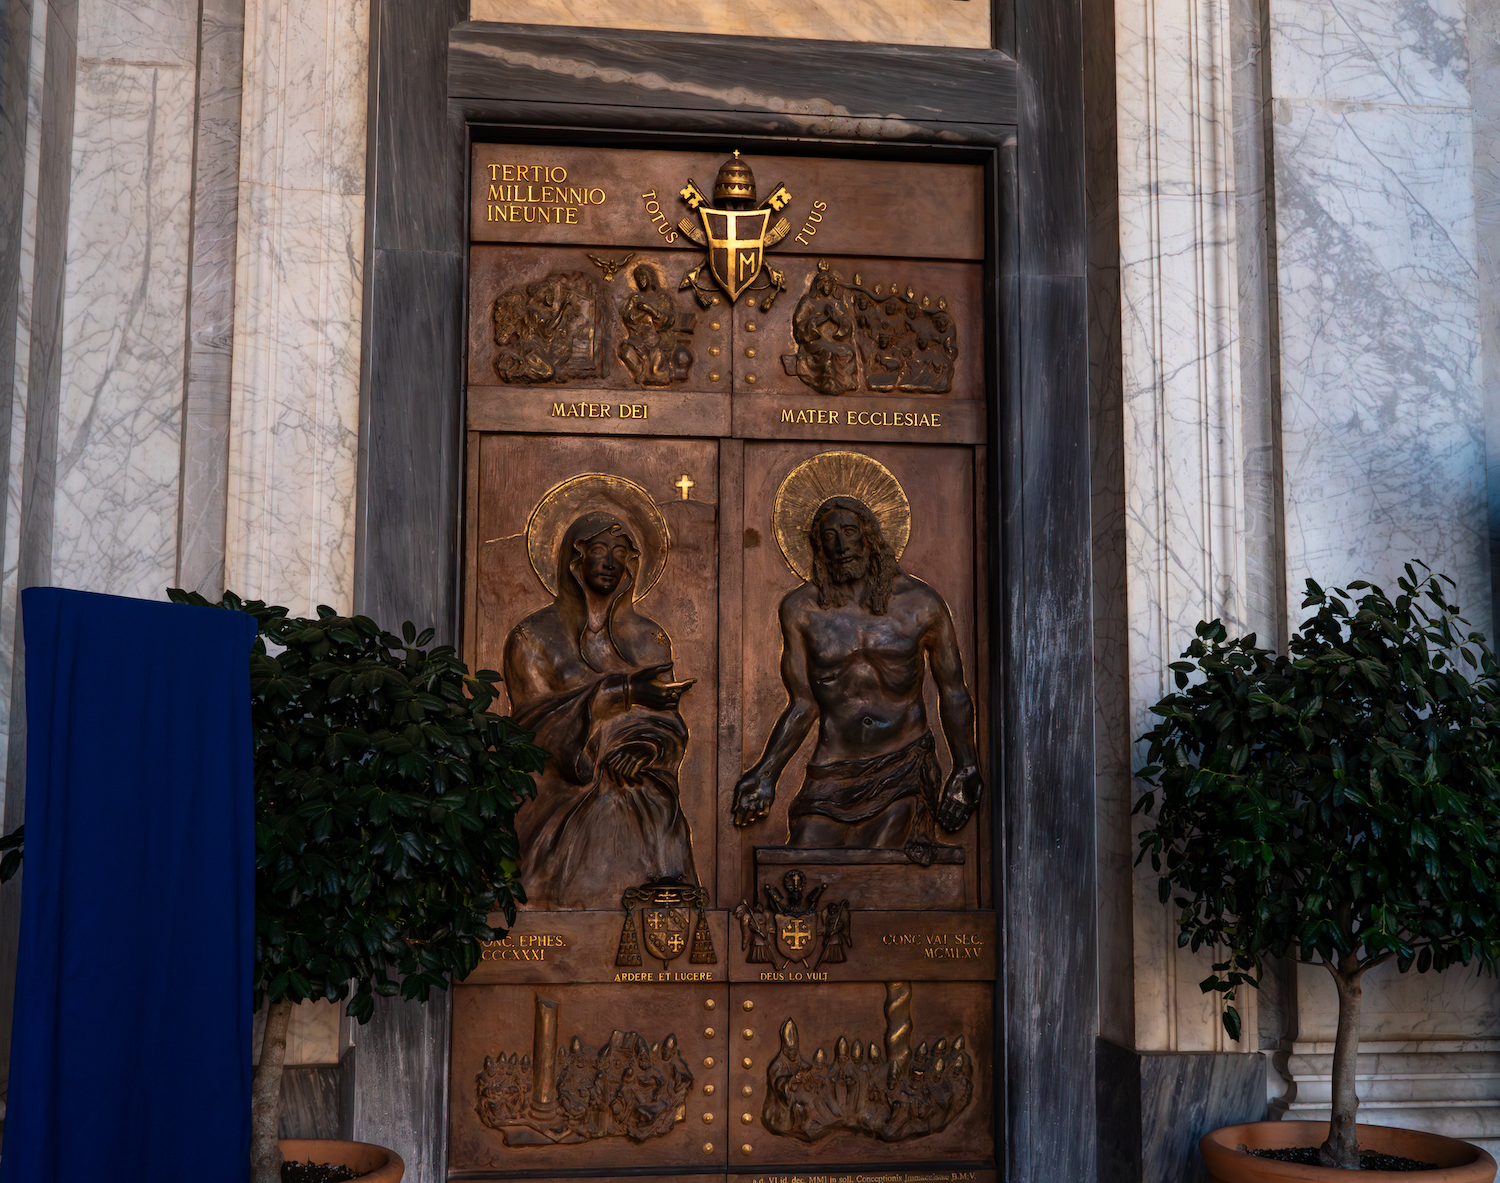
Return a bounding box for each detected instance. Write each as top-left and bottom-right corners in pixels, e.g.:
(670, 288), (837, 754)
(1116, 0), (1258, 1054)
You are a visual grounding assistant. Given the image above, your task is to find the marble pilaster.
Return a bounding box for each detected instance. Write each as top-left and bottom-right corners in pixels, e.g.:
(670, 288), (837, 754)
(1116, 0), (1264, 1054)
(177, 0), (245, 600)
(1479, 0), (1500, 639)
(225, 0), (367, 615)
(0, 0), (198, 791)
(0, 0), (57, 832)
(51, 41), (197, 598)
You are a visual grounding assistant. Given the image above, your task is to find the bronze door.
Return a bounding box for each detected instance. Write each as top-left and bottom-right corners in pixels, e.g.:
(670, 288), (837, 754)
(453, 144), (995, 1182)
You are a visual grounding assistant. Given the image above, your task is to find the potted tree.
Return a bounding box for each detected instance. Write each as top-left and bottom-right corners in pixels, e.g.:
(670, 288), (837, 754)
(1135, 567), (1500, 1179)
(167, 590), (544, 1183)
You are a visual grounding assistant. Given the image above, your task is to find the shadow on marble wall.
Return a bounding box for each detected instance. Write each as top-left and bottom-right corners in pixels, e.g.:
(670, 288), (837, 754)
(1097, 1039), (1267, 1183)
(280, 1065), (343, 1139)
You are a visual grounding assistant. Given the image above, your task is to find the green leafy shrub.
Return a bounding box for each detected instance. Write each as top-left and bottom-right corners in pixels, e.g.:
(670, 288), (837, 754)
(1134, 566), (1500, 1167)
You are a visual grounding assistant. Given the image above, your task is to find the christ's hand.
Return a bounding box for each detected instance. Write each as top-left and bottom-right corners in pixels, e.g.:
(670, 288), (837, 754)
(936, 764), (983, 832)
(732, 770), (777, 826)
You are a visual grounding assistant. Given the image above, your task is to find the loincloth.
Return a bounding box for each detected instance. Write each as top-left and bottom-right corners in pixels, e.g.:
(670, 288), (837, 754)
(790, 732), (939, 826)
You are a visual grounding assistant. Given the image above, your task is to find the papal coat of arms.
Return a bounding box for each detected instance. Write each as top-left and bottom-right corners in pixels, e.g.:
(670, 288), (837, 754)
(615, 877), (717, 970)
(676, 152), (794, 311)
(734, 870), (851, 972)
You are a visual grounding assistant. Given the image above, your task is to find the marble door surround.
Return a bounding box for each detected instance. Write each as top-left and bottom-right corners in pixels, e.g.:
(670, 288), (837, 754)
(345, 5), (1095, 1183)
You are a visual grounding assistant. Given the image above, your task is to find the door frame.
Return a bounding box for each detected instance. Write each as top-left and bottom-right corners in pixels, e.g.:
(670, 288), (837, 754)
(351, 12), (1096, 1183)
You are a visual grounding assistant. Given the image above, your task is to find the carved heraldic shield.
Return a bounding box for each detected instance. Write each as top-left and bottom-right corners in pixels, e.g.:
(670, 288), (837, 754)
(701, 208), (771, 302)
(616, 878), (717, 970)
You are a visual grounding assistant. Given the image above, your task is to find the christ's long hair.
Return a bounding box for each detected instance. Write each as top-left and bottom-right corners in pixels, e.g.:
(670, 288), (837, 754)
(808, 496), (897, 614)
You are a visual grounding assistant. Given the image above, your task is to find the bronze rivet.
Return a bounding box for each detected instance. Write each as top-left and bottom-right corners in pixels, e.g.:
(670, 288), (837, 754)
(745, 348), (756, 358)
(710, 321), (721, 330)
(704, 1084), (715, 1096)
(710, 346), (720, 356)
(703, 1142), (714, 1154)
(745, 321), (757, 331)
(709, 371), (720, 381)
(742, 1144), (753, 1156)
(705, 998), (716, 1010)
(744, 297), (755, 306)
(742, 1028), (754, 1040)
(705, 1027), (716, 1038)
(742, 1084), (753, 1097)
(742, 1000), (754, 1011)
(742, 1057), (753, 1069)
(746, 374), (757, 384)
(703, 1113), (714, 1124)
(741, 1113), (754, 1124)
(704, 1057), (715, 1068)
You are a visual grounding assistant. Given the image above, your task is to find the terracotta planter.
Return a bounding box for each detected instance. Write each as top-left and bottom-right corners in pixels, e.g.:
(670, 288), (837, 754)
(1201, 1121), (1496, 1182)
(279, 1138), (405, 1183)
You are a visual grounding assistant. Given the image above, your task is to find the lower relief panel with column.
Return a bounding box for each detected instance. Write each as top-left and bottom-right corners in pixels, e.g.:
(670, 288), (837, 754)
(449, 962), (996, 1178)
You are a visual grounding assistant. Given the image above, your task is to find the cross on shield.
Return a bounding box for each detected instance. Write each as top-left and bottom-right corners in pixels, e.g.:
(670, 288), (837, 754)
(641, 902), (692, 964)
(774, 909), (822, 967)
(700, 208), (771, 302)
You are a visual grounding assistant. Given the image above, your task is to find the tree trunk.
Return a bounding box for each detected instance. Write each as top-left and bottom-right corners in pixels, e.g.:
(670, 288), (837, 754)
(1318, 958), (1362, 1169)
(251, 998), (293, 1183)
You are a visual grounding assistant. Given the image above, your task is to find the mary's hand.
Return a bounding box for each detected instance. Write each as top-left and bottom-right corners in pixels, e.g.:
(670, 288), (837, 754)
(602, 742), (658, 786)
(628, 663), (696, 711)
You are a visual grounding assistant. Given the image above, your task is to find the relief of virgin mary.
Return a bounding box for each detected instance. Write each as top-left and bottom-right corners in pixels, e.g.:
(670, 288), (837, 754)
(504, 481), (697, 909)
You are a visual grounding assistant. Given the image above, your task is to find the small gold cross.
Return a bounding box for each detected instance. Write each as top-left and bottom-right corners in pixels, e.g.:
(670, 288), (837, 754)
(676, 474), (695, 500)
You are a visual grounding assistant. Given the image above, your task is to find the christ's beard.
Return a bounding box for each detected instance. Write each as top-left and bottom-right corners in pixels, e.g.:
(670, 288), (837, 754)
(828, 553), (869, 585)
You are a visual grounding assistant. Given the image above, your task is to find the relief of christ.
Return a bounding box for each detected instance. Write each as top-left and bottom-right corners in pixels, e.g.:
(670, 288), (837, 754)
(732, 454), (983, 863)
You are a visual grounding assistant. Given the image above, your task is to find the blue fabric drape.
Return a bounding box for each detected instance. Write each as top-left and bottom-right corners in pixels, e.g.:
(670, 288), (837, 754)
(2, 588), (257, 1183)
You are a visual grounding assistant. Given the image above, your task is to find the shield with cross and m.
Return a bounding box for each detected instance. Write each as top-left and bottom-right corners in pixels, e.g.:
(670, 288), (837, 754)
(701, 207), (771, 302)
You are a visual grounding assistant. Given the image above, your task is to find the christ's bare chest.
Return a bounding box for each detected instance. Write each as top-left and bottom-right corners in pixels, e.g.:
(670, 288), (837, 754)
(803, 610), (926, 673)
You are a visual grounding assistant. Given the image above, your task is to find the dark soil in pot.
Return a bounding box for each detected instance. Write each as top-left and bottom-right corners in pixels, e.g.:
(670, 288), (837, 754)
(1250, 1147), (1440, 1172)
(281, 1161), (363, 1183)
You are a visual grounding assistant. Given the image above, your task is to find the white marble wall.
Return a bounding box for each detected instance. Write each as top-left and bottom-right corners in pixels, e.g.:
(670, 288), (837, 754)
(224, 0), (368, 617)
(1276, 961), (1500, 1153)
(1273, 0), (1489, 620)
(0, 0), (199, 810)
(1112, 0), (1500, 1144)
(51, 1), (199, 598)
(0, 0), (370, 1078)
(1263, 0), (1500, 1149)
